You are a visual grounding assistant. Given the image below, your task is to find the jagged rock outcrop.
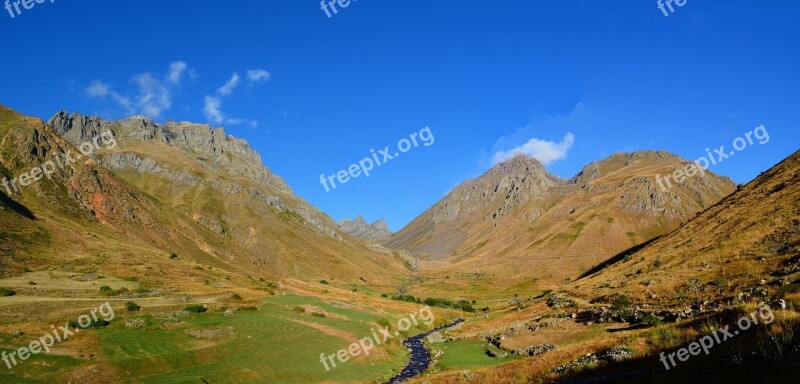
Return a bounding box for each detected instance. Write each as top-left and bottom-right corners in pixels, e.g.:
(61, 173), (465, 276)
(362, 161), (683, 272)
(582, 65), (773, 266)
(339, 216), (392, 242)
(49, 111), (291, 194)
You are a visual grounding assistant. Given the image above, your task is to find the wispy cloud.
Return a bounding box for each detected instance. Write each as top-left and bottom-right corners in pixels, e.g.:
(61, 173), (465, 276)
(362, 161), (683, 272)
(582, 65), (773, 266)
(84, 61), (189, 119)
(167, 61), (188, 84)
(247, 69), (271, 83)
(217, 72), (241, 96)
(491, 133), (575, 165)
(85, 80), (110, 98)
(203, 68), (270, 129)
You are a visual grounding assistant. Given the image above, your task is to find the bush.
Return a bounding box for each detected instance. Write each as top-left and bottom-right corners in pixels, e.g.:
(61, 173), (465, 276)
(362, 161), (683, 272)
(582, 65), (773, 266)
(99, 286), (115, 296)
(653, 257), (663, 269)
(319, 280), (329, 285)
(125, 301), (141, 311)
(293, 306), (305, 313)
(611, 295), (632, 311)
(0, 288), (16, 297)
(641, 313), (662, 326)
(311, 313), (326, 318)
(711, 278), (729, 287)
(169, 253), (178, 259)
(68, 318), (111, 329)
(185, 305), (208, 313)
(380, 293), (389, 298)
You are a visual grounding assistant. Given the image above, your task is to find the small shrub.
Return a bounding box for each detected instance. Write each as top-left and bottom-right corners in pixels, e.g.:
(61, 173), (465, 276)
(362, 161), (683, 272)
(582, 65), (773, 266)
(126, 301), (141, 311)
(641, 313), (662, 326)
(611, 295), (632, 311)
(653, 257), (663, 269)
(319, 280), (329, 285)
(99, 286), (115, 296)
(711, 278), (729, 287)
(169, 253), (178, 260)
(69, 318), (111, 329)
(311, 313), (326, 318)
(292, 306), (305, 314)
(0, 288), (16, 297)
(380, 293), (389, 298)
(229, 293), (242, 301)
(185, 305), (208, 313)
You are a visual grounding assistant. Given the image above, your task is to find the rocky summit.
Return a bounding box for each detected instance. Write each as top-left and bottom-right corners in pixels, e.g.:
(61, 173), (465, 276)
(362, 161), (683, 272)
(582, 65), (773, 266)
(338, 216), (393, 242)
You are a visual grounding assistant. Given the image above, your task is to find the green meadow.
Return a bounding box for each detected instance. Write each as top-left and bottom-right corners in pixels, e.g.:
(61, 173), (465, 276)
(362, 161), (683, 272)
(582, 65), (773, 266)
(1, 294), (441, 383)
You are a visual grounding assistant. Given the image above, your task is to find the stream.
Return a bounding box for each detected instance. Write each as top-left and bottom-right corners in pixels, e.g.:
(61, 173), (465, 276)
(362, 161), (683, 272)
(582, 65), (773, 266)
(386, 318), (464, 384)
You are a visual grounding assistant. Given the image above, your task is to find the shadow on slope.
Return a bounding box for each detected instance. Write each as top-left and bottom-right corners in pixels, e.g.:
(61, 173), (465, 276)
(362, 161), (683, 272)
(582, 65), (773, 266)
(577, 236), (661, 280)
(0, 190), (35, 220)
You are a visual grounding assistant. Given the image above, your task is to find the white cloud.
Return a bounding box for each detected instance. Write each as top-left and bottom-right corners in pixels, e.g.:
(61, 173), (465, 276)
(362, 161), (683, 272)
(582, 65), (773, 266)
(133, 73), (172, 118)
(203, 68), (270, 128)
(168, 61), (188, 84)
(491, 133), (575, 166)
(203, 96), (224, 124)
(84, 61), (190, 119)
(217, 72), (240, 96)
(203, 96), (258, 128)
(246, 69), (271, 83)
(85, 80), (110, 97)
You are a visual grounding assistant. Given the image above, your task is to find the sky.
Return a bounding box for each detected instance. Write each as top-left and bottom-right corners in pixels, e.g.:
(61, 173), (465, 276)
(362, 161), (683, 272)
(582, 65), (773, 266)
(1, 0), (798, 231)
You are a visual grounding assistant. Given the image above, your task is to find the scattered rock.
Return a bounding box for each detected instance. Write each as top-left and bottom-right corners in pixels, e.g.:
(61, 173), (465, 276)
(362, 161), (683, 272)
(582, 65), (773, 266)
(513, 344), (556, 356)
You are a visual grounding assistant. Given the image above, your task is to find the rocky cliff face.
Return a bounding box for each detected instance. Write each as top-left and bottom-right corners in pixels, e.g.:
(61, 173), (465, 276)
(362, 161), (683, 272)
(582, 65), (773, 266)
(49, 111), (291, 194)
(339, 216), (392, 242)
(433, 155), (565, 223)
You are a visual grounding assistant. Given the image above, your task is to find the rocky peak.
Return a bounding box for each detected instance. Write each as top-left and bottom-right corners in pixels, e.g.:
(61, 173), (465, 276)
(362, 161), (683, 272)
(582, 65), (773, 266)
(570, 150), (680, 185)
(339, 216), (393, 242)
(428, 154), (563, 224)
(48, 111), (290, 194)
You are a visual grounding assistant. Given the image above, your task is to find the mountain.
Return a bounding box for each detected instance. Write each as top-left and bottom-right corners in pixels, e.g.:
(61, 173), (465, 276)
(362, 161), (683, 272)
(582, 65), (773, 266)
(338, 216), (392, 242)
(574, 149), (800, 305)
(386, 151), (736, 282)
(0, 105), (406, 284)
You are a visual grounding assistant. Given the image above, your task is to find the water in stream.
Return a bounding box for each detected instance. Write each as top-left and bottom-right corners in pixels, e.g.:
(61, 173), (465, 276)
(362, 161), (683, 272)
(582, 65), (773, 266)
(386, 318), (464, 384)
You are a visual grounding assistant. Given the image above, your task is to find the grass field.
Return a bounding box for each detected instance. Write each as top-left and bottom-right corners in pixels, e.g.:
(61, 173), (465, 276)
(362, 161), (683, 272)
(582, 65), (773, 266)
(430, 340), (522, 372)
(0, 292), (448, 383)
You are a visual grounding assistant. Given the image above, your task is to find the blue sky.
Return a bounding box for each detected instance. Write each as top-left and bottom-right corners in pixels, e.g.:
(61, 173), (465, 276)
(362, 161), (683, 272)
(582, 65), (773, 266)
(1, 1), (798, 231)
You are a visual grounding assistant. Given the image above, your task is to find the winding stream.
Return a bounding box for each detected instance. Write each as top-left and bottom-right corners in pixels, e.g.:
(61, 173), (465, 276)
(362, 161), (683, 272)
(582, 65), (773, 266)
(386, 318), (464, 384)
